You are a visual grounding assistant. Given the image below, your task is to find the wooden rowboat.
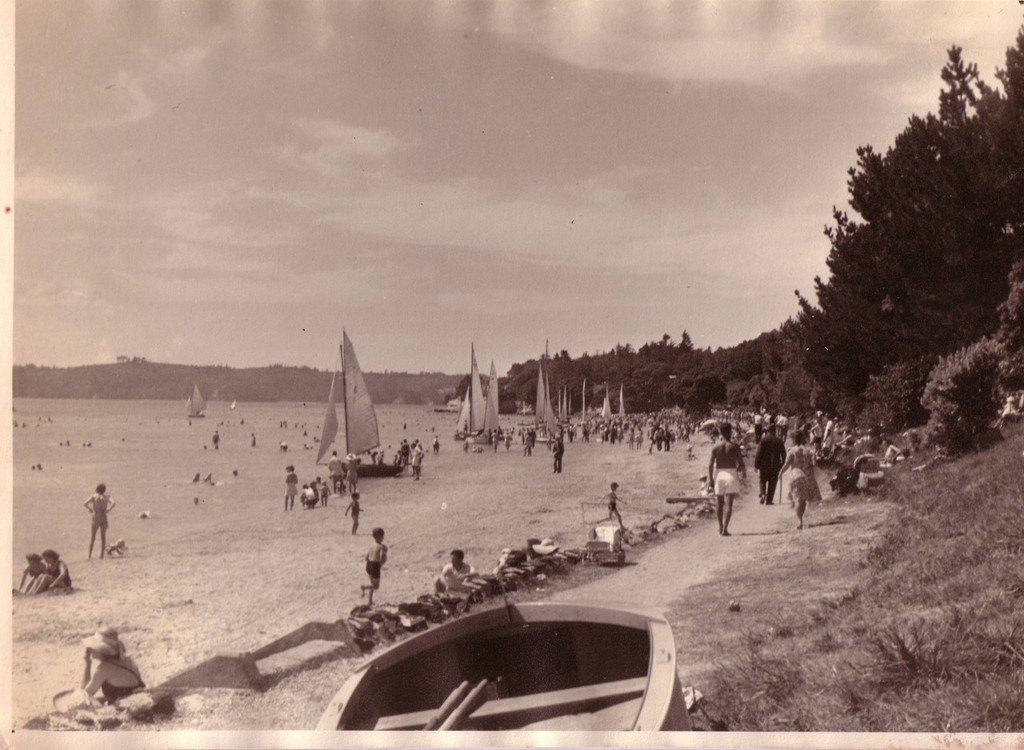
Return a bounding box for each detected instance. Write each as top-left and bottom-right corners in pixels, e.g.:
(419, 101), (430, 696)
(317, 602), (690, 731)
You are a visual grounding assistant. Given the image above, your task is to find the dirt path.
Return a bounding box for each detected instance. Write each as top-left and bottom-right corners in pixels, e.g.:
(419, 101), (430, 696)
(555, 491), (796, 611)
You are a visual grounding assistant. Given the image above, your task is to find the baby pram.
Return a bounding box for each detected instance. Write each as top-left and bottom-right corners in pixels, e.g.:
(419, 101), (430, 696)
(585, 519), (625, 566)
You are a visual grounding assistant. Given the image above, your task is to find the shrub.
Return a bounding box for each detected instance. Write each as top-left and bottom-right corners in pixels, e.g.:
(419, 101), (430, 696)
(921, 338), (1005, 454)
(995, 260), (1024, 389)
(861, 359), (932, 432)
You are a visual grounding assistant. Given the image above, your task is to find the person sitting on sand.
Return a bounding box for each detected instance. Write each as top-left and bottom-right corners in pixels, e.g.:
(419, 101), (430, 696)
(80, 628), (145, 705)
(17, 553), (47, 594)
(433, 549), (481, 595)
(29, 549), (72, 594)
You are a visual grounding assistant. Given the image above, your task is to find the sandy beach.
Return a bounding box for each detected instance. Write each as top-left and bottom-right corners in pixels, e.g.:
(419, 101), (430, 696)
(11, 398), (722, 728)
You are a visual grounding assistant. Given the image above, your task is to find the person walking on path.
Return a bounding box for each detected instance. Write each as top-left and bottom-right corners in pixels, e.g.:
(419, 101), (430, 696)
(361, 527), (388, 606)
(284, 465), (298, 511)
(212, 430), (220, 450)
(345, 492), (361, 535)
(84, 484), (116, 559)
(708, 422), (746, 536)
(552, 436), (565, 474)
(778, 429), (822, 530)
(754, 424), (787, 505)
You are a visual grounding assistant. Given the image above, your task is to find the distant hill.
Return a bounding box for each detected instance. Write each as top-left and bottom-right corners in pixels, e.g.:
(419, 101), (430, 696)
(12, 362), (462, 405)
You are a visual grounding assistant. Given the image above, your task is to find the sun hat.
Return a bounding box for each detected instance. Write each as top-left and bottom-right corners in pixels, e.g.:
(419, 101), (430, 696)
(82, 627), (122, 658)
(531, 538), (559, 555)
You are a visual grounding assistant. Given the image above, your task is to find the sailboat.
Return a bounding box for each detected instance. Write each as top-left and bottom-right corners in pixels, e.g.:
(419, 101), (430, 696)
(482, 362), (501, 436)
(618, 384), (626, 419)
(454, 345), (490, 443)
(230, 400), (237, 410)
(534, 344), (559, 441)
(600, 386), (611, 420)
(186, 385), (207, 419)
(581, 379), (587, 424)
(316, 330), (404, 478)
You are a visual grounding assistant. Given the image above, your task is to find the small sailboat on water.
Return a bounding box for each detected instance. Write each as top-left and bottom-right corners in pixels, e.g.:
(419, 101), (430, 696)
(316, 331), (404, 478)
(230, 400), (237, 410)
(186, 385), (207, 419)
(454, 345), (490, 443)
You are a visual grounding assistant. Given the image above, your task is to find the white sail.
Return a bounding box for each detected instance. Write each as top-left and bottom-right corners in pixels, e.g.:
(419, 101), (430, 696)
(316, 372), (340, 465)
(230, 400), (237, 410)
(619, 384), (626, 418)
(455, 390), (471, 433)
(601, 386), (611, 419)
(483, 361), (501, 433)
(535, 343), (558, 436)
(187, 384), (207, 418)
(342, 330), (382, 457)
(469, 345), (487, 433)
(582, 379), (586, 422)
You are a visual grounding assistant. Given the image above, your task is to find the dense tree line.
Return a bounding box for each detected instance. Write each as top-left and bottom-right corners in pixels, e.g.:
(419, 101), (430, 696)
(795, 30), (1024, 418)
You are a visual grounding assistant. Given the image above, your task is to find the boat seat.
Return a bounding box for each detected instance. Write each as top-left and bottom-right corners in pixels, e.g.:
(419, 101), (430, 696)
(374, 676), (647, 731)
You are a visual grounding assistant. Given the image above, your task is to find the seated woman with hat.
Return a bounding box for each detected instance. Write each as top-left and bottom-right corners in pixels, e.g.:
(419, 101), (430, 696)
(81, 628), (145, 704)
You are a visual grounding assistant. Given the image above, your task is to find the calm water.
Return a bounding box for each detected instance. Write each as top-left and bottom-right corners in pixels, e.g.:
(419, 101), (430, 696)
(11, 398), (521, 573)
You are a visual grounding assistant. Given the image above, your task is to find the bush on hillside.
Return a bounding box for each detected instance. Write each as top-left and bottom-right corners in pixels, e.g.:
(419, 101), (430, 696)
(860, 359), (932, 433)
(920, 338), (1005, 454)
(995, 260), (1024, 389)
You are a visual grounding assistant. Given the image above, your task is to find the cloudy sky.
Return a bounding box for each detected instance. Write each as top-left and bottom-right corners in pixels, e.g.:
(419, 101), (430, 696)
(12, 1), (1021, 376)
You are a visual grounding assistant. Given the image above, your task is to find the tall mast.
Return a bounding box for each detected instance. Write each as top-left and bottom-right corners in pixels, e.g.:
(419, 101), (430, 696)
(340, 332), (349, 456)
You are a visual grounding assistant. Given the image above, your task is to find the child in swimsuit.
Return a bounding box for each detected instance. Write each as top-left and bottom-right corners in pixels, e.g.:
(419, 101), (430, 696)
(361, 527), (387, 605)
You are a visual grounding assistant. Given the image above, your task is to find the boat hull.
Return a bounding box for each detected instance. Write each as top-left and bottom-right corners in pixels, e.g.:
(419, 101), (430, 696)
(345, 462), (405, 478)
(317, 602), (689, 731)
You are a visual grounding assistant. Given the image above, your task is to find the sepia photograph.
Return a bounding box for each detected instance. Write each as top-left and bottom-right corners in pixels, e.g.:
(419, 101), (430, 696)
(6, 1), (1024, 748)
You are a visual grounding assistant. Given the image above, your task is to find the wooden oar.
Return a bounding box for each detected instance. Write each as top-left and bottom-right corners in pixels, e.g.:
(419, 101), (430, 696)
(422, 680), (471, 730)
(437, 678), (490, 730)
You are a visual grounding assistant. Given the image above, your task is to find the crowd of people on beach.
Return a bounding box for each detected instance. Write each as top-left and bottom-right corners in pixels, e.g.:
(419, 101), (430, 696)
(16, 397), (912, 723)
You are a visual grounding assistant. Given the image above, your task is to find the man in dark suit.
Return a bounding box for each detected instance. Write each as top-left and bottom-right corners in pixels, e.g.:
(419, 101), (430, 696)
(754, 423), (787, 505)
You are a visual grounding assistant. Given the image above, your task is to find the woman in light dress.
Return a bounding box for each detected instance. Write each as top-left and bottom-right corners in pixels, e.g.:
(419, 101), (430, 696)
(778, 429), (822, 530)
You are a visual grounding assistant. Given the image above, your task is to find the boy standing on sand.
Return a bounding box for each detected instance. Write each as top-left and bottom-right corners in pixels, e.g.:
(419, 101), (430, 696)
(362, 527), (387, 605)
(345, 492), (361, 535)
(284, 465), (298, 511)
(606, 482), (624, 530)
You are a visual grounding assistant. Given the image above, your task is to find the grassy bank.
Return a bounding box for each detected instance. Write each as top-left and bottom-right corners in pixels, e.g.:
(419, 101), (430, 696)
(695, 423), (1024, 732)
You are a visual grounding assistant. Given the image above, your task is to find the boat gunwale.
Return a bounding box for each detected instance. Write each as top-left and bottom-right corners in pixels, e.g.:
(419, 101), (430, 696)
(316, 602), (680, 731)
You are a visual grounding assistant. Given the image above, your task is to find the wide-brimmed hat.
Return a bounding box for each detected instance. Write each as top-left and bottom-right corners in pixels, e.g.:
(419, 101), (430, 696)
(346, 453), (358, 461)
(82, 627), (123, 658)
(531, 538), (559, 555)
